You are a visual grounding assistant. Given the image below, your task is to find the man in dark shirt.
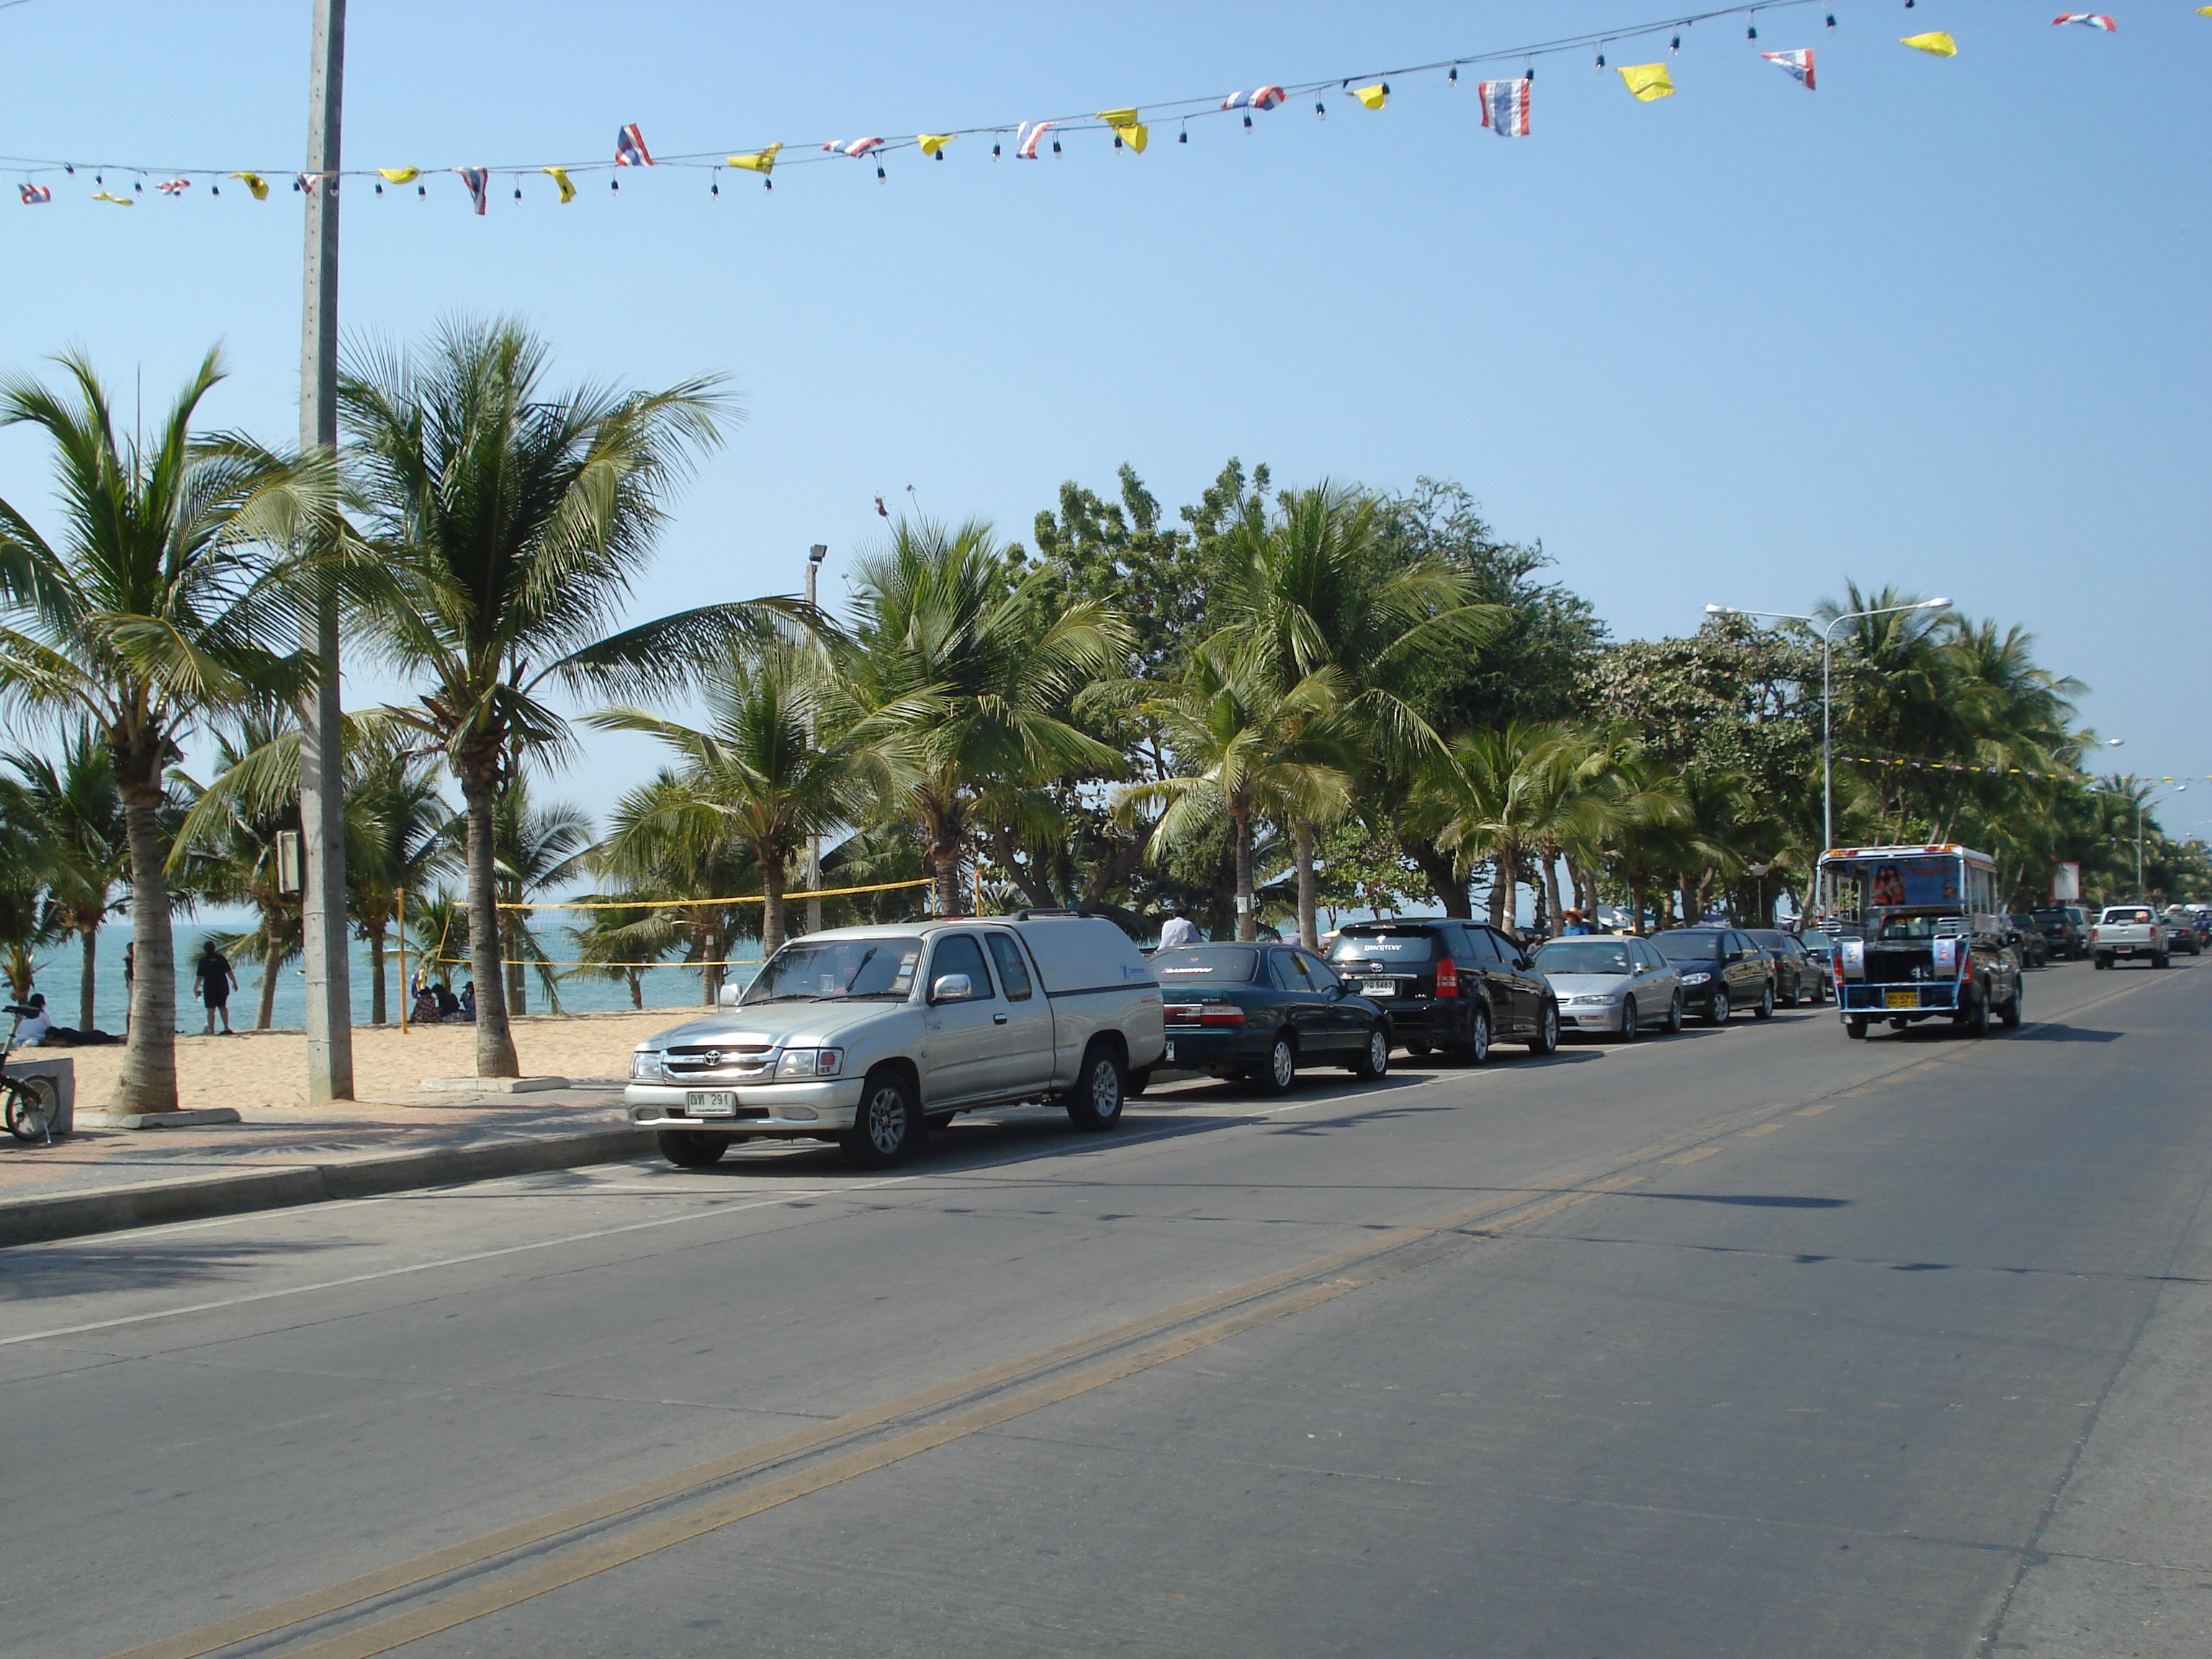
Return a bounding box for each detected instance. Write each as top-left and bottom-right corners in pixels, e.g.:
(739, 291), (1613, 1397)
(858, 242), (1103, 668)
(193, 940), (237, 1035)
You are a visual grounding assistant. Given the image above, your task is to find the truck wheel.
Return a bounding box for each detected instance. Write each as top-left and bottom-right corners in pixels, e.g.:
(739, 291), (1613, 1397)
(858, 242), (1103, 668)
(1349, 1023), (1390, 1079)
(2000, 980), (2023, 1030)
(1843, 1017), (1868, 1040)
(2094, 955), (2110, 970)
(842, 1067), (921, 1167)
(1247, 1032), (1298, 1097)
(1753, 982), (1776, 1020)
(1961, 993), (1991, 1038)
(658, 1130), (729, 1169)
(1064, 1043), (1126, 1130)
(2154, 952), (2170, 970)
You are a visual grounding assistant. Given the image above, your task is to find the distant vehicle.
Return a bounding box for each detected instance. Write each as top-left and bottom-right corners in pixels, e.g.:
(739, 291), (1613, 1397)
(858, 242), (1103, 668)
(1150, 943), (1390, 1093)
(2029, 905), (2087, 961)
(2164, 912), (2204, 956)
(2089, 905), (2167, 970)
(1326, 919), (1560, 1062)
(1532, 935), (1684, 1038)
(624, 914), (1165, 1169)
(1817, 844), (2023, 1038)
(1997, 913), (2050, 970)
(1650, 928), (1774, 1024)
(1743, 928), (1825, 1005)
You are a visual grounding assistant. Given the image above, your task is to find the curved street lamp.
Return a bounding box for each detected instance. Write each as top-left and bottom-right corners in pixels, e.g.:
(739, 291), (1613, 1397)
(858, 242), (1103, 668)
(1701, 596), (1949, 864)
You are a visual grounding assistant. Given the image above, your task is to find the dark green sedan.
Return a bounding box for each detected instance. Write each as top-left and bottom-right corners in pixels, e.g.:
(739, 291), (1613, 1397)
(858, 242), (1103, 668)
(1150, 943), (1393, 1094)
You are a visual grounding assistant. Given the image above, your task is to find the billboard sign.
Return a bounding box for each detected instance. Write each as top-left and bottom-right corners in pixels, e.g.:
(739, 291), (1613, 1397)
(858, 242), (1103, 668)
(2052, 862), (2081, 902)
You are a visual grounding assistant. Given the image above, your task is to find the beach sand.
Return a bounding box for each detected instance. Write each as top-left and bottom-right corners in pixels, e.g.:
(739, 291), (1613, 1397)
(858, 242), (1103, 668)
(59, 1006), (711, 1110)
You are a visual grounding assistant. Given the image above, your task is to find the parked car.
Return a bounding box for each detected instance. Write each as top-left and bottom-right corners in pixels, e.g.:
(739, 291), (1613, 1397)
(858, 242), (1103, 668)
(624, 914), (1165, 1169)
(1532, 935), (1684, 1038)
(1326, 918), (1560, 1061)
(1997, 913), (2050, 970)
(1150, 943), (1390, 1092)
(2029, 905), (2087, 961)
(1649, 928), (1776, 1024)
(2089, 905), (2168, 970)
(1743, 928), (1825, 1005)
(1801, 933), (1836, 984)
(2166, 911), (2204, 956)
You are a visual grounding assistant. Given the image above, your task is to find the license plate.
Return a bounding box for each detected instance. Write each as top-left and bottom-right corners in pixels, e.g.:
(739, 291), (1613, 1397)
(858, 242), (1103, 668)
(2116, 945), (2134, 954)
(685, 1091), (737, 1117)
(1884, 991), (1917, 1009)
(1361, 980), (1396, 997)
(1163, 1040), (1175, 1063)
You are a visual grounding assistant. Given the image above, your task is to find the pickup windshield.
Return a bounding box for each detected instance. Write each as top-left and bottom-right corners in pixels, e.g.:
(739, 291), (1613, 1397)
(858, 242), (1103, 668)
(743, 937), (925, 1004)
(1534, 941), (1632, 976)
(2100, 907), (2154, 925)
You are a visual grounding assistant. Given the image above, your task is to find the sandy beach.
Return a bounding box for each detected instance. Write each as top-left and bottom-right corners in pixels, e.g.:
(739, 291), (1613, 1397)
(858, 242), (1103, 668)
(58, 1006), (710, 1110)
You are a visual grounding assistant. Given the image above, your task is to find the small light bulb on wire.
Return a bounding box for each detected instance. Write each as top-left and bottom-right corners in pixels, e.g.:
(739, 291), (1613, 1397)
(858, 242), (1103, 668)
(1671, 33), (1681, 52)
(992, 142), (1002, 159)
(1314, 97), (1327, 119)
(876, 163), (886, 180)
(611, 176), (619, 192)
(1826, 12), (1837, 26)
(1178, 122), (1187, 144)
(1595, 48), (1606, 68)
(1448, 66), (1459, 86)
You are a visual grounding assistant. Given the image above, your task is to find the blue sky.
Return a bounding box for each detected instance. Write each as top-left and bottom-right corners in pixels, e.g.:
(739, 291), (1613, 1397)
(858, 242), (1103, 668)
(0, 1), (2204, 833)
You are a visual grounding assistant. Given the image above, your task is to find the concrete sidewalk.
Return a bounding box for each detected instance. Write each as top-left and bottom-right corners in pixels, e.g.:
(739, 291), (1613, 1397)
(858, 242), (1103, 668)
(0, 1082), (653, 1246)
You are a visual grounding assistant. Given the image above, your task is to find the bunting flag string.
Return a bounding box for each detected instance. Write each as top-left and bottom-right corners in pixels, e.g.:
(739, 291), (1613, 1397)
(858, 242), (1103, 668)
(0, 2), (2149, 214)
(1837, 754), (2212, 786)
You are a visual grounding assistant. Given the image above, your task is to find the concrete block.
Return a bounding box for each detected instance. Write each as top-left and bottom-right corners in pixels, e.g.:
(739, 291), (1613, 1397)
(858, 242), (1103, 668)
(73, 1107), (243, 1130)
(417, 1075), (572, 1094)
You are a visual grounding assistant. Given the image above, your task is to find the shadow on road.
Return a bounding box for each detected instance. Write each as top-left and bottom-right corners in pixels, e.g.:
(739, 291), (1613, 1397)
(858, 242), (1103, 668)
(0, 1236), (356, 1301)
(2010, 1025), (2124, 1043)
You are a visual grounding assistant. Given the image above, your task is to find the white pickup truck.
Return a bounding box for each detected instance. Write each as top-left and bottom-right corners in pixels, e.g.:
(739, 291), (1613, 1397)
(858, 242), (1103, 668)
(625, 914), (1165, 1169)
(2089, 904), (2168, 970)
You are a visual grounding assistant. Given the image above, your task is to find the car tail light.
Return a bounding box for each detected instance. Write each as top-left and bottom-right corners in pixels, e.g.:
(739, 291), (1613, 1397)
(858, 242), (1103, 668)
(1197, 1002), (1246, 1026)
(1435, 958), (1458, 999)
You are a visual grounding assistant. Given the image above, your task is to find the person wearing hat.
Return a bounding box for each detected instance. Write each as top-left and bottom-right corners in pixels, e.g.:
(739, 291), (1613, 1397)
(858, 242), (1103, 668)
(1560, 909), (1595, 936)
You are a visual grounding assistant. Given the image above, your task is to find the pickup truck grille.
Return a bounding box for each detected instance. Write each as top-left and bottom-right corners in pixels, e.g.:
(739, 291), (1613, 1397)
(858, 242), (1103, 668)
(663, 1043), (773, 1079)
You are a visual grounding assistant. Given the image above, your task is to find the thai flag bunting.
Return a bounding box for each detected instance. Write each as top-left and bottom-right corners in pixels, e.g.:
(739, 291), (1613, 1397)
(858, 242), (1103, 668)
(1760, 48), (1817, 89)
(295, 173), (321, 195)
(19, 183), (50, 204)
(1478, 78), (1532, 134)
(156, 177), (192, 194)
(822, 137), (884, 158)
(455, 167), (488, 215)
(614, 124), (654, 166)
(1017, 122), (1053, 158)
(1220, 85), (1287, 112)
(2051, 13), (2117, 28)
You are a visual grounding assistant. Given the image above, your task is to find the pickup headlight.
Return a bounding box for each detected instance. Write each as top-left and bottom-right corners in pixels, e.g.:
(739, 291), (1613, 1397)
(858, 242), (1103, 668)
(776, 1047), (845, 1079)
(1678, 969), (1713, 984)
(629, 1050), (662, 1081)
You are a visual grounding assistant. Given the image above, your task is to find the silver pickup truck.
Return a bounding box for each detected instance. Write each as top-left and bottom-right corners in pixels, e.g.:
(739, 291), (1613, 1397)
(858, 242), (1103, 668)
(2089, 904), (2168, 970)
(625, 914), (1165, 1169)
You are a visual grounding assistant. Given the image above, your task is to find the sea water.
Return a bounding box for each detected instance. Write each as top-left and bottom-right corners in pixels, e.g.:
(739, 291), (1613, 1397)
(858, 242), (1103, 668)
(19, 922), (759, 1033)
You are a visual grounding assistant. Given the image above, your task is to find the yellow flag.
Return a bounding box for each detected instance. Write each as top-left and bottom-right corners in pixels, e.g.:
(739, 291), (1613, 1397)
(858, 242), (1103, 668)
(377, 167), (418, 184)
(1352, 83), (1388, 110)
(1900, 31), (1958, 56)
(1096, 107), (1139, 127)
(91, 192), (133, 206)
(1113, 122), (1149, 152)
(919, 134), (956, 157)
(1618, 63), (1675, 101)
(727, 143), (782, 174)
(228, 171), (269, 200)
(540, 166), (575, 203)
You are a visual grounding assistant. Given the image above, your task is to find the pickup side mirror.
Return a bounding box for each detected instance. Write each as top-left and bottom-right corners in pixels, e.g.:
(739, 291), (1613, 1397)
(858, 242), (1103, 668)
(930, 973), (974, 1004)
(717, 982), (743, 1008)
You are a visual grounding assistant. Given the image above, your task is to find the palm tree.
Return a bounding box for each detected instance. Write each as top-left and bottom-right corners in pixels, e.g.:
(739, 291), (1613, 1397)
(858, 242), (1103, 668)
(347, 747), (458, 1025)
(830, 518), (1129, 918)
(340, 318), (772, 1076)
(562, 899), (680, 1010)
(1213, 484), (1503, 944)
(7, 727), (127, 1031)
(589, 637), (872, 959)
(1410, 723), (1589, 932)
(171, 715), (304, 1031)
(594, 771), (765, 1005)
(490, 781), (593, 1016)
(0, 350), (333, 1111)
(1123, 640), (1354, 942)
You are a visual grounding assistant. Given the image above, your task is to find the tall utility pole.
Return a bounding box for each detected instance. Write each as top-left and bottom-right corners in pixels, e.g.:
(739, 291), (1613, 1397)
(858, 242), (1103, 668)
(298, 0), (354, 1101)
(804, 544), (828, 937)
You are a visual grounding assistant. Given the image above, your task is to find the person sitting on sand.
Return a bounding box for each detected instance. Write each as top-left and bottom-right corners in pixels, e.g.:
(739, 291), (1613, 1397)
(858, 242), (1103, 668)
(433, 981), (462, 1020)
(460, 981), (477, 1022)
(12, 992), (120, 1046)
(410, 986), (443, 1025)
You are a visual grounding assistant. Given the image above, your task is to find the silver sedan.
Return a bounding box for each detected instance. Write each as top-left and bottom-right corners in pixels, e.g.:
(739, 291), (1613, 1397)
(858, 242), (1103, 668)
(1533, 935), (1686, 1039)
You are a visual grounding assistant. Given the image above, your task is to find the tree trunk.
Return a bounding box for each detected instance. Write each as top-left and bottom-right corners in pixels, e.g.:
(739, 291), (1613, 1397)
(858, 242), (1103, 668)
(1232, 805), (1256, 943)
(1491, 850), (1514, 930)
(1294, 819), (1319, 950)
(462, 771), (519, 1076)
(1541, 849), (1566, 939)
(991, 822), (1063, 911)
(368, 923), (387, 1025)
(759, 850), (786, 958)
(925, 801), (964, 919)
(627, 969), (643, 1010)
(115, 788), (179, 1113)
(256, 931), (282, 1030)
(1401, 837), (1470, 919)
(78, 922), (99, 1033)
(505, 909), (526, 1017)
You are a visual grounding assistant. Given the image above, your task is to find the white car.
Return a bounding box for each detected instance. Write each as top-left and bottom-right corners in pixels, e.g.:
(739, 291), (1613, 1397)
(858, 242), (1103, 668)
(2089, 905), (2168, 970)
(1532, 935), (1686, 1038)
(626, 914), (1166, 1169)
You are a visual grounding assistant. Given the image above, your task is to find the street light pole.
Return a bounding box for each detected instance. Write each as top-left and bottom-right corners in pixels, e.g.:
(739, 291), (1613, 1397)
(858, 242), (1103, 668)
(297, 0), (353, 1102)
(1704, 597), (1949, 864)
(804, 544), (827, 938)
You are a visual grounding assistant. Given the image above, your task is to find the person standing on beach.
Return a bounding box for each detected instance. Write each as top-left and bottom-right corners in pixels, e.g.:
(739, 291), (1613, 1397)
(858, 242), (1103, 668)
(193, 940), (236, 1035)
(122, 940), (135, 1033)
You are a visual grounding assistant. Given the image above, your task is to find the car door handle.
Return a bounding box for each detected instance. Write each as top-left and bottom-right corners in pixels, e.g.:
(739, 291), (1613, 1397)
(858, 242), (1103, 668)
(993, 1013), (1009, 1025)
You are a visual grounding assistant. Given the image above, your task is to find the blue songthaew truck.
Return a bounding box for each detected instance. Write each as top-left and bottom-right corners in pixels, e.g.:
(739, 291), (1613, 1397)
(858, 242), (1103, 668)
(1815, 844), (2023, 1039)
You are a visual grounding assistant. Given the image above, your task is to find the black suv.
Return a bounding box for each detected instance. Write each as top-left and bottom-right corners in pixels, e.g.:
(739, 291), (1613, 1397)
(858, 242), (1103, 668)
(2029, 906), (2086, 961)
(1326, 919), (1558, 1061)
(1650, 928), (1776, 1024)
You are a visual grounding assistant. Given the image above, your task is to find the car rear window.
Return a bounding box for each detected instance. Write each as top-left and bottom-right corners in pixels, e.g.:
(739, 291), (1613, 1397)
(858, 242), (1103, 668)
(1152, 947), (1259, 981)
(1328, 930), (1442, 961)
(1652, 932), (1725, 962)
(2100, 908), (2154, 925)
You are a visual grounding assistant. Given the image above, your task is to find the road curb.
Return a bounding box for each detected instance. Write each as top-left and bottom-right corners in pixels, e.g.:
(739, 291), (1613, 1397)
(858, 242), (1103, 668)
(0, 1126), (657, 1249)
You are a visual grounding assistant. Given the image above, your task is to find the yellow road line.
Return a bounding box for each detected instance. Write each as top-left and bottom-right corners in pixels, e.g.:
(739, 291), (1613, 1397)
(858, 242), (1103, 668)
(1663, 1147), (1722, 1165)
(1740, 1123), (1786, 1138)
(1795, 1102), (1843, 1118)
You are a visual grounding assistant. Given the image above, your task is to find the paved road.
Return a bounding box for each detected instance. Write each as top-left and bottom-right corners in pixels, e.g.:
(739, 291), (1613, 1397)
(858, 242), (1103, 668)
(5, 956), (2208, 1658)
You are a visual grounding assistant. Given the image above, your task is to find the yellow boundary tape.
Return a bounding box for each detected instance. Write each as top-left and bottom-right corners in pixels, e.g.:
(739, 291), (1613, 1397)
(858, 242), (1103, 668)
(497, 876), (933, 912)
(424, 956), (763, 969)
